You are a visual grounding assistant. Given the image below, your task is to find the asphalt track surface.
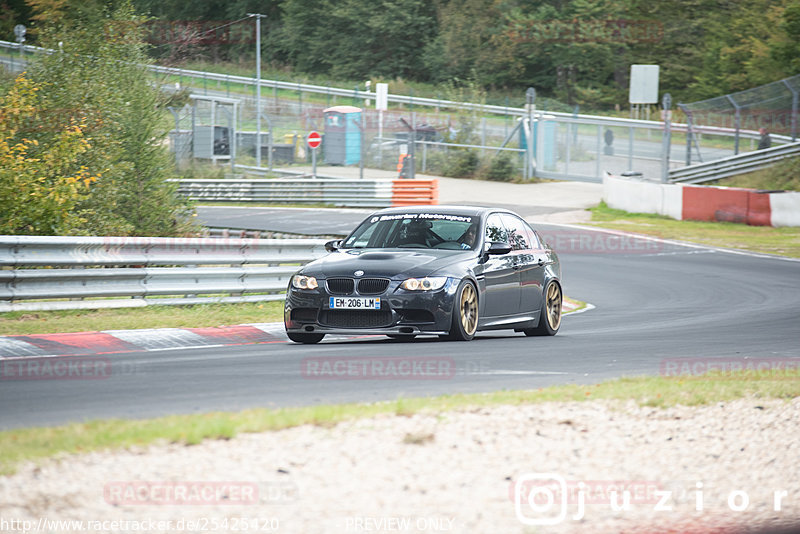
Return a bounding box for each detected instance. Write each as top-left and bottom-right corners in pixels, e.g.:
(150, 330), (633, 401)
(1, 219), (799, 429)
(194, 204), (582, 235)
(196, 206), (372, 236)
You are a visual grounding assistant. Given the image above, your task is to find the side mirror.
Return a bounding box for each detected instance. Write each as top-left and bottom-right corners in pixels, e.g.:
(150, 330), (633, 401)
(486, 241), (512, 255)
(324, 239), (342, 252)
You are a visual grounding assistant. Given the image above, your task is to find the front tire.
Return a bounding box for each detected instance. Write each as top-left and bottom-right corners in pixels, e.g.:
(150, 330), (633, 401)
(525, 280), (562, 336)
(444, 280), (478, 341)
(287, 332), (325, 344)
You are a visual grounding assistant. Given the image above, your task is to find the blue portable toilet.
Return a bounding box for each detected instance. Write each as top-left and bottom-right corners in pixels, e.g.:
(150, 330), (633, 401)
(323, 106), (362, 165)
(520, 118), (557, 172)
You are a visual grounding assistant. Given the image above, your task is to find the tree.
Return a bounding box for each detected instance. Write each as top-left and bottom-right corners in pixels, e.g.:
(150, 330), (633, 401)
(0, 74), (100, 234)
(423, 0), (523, 88)
(11, 0), (196, 236)
(280, 0), (436, 80)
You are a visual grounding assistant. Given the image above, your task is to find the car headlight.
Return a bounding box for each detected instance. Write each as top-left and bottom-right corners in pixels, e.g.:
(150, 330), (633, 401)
(401, 277), (448, 291)
(292, 274), (318, 290)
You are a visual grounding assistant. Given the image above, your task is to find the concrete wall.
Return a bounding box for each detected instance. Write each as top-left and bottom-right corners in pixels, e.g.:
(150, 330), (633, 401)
(603, 174), (799, 227)
(603, 174), (684, 220)
(770, 192), (800, 227)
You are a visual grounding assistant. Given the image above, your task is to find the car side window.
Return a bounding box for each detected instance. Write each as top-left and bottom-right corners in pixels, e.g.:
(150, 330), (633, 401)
(500, 215), (531, 251)
(523, 221), (542, 249)
(485, 214), (508, 244)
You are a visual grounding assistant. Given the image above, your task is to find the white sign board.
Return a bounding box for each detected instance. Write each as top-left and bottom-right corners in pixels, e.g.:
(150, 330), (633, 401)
(375, 83), (388, 111)
(629, 65), (659, 104)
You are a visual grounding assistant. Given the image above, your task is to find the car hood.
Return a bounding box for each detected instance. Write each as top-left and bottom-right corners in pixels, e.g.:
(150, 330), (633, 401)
(301, 249), (476, 279)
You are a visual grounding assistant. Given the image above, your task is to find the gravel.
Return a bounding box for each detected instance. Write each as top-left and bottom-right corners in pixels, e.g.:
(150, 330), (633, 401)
(1, 397), (798, 533)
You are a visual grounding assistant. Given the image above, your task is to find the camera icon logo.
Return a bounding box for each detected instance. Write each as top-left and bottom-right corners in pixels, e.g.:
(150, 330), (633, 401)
(514, 473), (568, 525)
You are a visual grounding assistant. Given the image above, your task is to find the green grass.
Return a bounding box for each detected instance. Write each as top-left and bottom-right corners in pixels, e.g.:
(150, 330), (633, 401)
(710, 158), (800, 192)
(588, 202), (800, 258)
(1, 369), (796, 475)
(563, 296), (587, 313)
(0, 302), (285, 336)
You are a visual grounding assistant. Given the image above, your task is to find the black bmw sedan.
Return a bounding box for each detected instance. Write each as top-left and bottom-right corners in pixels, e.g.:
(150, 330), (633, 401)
(284, 206), (562, 343)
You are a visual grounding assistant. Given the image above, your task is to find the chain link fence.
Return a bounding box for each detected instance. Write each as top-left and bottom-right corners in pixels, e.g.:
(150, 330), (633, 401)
(2, 39), (794, 183)
(169, 84), (681, 183)
(678, 74), (799, 165)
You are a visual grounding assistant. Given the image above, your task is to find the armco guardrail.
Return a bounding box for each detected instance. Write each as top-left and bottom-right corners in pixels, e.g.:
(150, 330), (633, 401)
(392, 180), (439, 206)
(0, 236), (327, 312)
(669, 141), (800, 184)
(170, 178), (439, 206)
(171, 178), (391, 207)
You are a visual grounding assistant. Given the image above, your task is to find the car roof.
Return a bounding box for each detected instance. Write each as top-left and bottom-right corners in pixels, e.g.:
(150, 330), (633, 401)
(368, 205), (514, 218)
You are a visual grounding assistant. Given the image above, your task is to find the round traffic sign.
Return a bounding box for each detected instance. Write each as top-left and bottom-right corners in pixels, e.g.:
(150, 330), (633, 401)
(14, 24), (26, 43)
(307, 131), (322, 149)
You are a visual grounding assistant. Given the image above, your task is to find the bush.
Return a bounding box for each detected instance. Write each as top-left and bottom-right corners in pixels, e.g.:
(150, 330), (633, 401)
(0, 75), (101, 235)
(444, 150), (480, 178)
(483, 154), (516, 182)
(420, 149), (480, 178)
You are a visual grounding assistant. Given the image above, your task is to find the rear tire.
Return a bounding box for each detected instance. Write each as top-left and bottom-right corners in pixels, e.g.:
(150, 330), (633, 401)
(524, 280), (562, 336)
(443, 280), (478, 341)
(287, 332), (325, 344)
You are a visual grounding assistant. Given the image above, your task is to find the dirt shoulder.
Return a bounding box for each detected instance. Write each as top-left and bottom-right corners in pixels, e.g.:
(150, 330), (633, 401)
(1, 397), (797, 533)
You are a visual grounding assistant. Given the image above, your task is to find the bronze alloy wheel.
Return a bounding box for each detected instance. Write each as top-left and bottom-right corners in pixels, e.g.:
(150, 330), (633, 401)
(524, 280), (562, 336)
(546, 281), (562, 331)
(460, 282), (478, 336)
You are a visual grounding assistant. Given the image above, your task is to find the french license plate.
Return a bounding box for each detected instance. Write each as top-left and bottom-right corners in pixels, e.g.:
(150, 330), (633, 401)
(329, 297), (381, 310)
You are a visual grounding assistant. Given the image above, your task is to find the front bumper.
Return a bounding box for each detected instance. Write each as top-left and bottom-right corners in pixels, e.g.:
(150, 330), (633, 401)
(284, 278), (458, 336)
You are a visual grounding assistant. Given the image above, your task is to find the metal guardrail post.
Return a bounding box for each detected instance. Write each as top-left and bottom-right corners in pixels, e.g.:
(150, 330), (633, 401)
(168, 107), (181, 166)
(680, 105), (693, 166)
(359, 109), (365, 179)
(725, 95), (741, 155)
(526, 88), (535, 180)
(627, 127), (634, 172)
(595, 125), (601, 179)
(784, 79), (799, 142)
(661, 93), (672, 183)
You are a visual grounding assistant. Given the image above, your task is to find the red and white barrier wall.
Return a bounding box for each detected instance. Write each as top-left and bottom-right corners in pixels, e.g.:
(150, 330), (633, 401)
(603, 174), (800, 227)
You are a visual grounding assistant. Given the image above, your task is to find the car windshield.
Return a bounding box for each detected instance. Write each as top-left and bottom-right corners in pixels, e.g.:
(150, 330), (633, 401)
(343, 213), (479, 250)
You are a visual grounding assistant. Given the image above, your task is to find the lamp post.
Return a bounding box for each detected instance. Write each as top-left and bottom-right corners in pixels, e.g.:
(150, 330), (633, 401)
(247, 13), (266, 168)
